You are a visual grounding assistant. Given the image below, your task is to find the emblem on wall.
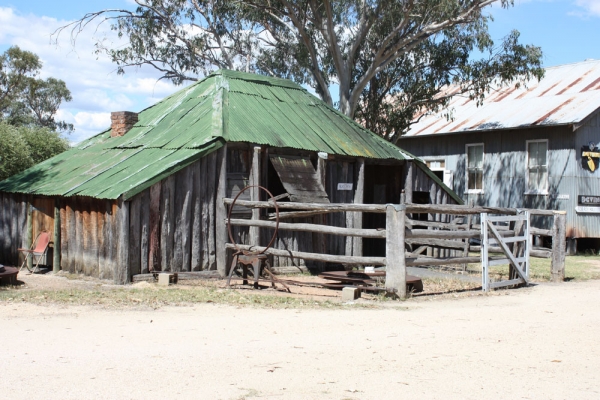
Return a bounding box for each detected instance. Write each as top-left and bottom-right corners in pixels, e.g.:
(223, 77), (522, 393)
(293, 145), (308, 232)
(582, 142), (600, 172)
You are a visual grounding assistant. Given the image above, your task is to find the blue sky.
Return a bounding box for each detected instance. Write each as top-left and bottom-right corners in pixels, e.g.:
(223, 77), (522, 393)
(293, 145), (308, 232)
(1, 0), (599, 142)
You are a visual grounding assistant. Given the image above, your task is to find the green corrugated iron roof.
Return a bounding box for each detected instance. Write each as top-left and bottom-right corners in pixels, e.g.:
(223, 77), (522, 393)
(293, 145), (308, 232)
(0, 70), (414, 200)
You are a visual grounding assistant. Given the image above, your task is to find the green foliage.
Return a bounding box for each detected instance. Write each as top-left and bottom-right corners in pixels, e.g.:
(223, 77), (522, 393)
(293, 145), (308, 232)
(0, 122), (70, 181)
(56, 1), (543, 140)
(0, 46), (73, 132)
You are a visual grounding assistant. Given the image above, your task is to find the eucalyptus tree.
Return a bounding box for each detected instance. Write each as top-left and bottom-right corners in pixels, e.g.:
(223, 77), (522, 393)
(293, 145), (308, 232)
(57, 0), (543, 142)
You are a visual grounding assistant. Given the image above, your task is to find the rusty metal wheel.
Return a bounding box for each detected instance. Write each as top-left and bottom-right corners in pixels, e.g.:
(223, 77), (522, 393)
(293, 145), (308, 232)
(227, 185), (279, 255)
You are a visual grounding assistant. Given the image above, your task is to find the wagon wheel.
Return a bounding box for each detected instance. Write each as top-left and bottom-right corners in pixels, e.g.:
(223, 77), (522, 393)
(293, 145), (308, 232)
(227, 185), (280, 255)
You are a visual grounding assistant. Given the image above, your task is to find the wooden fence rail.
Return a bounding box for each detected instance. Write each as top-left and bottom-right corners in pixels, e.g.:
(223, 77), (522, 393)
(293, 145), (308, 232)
(223, 198), (567, 297)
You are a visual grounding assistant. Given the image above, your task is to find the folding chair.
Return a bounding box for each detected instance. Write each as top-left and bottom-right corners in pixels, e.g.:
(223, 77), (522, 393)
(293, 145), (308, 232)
(18, 231), (51, 274)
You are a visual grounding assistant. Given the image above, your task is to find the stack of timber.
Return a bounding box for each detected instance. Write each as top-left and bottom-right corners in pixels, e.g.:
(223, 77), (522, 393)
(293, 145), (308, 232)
(318, 270), (423, 293)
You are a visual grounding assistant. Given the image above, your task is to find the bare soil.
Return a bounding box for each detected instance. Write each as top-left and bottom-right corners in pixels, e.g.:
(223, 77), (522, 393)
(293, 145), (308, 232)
(1, 273), (599, 399)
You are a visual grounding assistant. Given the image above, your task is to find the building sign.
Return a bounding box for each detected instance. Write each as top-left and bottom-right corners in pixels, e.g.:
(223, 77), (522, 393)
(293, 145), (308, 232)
(337, 183), (353, 191)
(582, 143), (600, 172)
(578, 195), (600, 206)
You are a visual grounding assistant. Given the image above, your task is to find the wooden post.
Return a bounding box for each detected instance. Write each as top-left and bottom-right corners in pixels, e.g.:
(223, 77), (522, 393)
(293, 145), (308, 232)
(404, 161), (413, 204)
(551, 211), (566, 282)
(385, 204), (407, 299)
(116, 198), (130, 284)
(26, 201), (33, 270)
(352, 158), (365, 257)
(249, 146), (261, 246)
(53, 199), (61, 273)
(215, 144), (228, 277)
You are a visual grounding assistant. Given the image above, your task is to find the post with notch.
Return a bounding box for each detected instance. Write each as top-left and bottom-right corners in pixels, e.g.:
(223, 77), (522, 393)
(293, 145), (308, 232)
(385, 203), (407, 299)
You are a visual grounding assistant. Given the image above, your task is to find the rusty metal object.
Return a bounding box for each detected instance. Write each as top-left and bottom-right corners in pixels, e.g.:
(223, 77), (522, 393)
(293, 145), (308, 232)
(226, 186), (289, 292)
(227, 185), (279, 255)
(318, 270), (423, 293)
(0, 266), (18, 285)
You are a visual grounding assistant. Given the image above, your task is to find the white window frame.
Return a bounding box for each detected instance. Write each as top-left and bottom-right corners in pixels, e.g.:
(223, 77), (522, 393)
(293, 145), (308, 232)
(466, 143), (484, 194)
(425, 158), (453, 189)
(525, 139), (549, 195)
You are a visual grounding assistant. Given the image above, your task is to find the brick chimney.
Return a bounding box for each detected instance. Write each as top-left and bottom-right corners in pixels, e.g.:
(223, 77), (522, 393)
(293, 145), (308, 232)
(111, 111), (138, 137)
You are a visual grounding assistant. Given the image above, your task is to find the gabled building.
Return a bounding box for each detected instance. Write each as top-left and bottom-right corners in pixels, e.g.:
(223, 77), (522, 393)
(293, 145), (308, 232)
(399, 59), (600, 252)
(0, 70), (458, 283)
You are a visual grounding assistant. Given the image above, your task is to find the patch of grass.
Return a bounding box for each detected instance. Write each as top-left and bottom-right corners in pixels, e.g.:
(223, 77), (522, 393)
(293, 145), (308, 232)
(0, 283), (380, 310)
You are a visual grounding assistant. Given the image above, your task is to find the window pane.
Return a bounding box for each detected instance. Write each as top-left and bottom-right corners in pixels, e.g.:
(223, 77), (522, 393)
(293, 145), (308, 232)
(529, 170), (539, 191)
(538, 142), (547, 166)
(468, 170), (477, 190)
(468, 145), (483, 168)
(475, 170), (483, 190)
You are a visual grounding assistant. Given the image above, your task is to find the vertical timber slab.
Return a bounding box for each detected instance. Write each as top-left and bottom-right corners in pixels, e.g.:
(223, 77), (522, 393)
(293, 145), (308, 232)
(180, 166), (193, 271)
(551, 212), (566, 282)
(10, 195), (18, 261)
(404, 161), (414, 204)
(160, 175), (175, 272)
(206, 150), (218, 270)
(148, 182), (161, 271)
(115, 198), (130, 284)
(352, 158), (365, 257)
(53, 199), (61, 273)
(82, 200), (91, 276)
(89, 206), (99, 277)
(215, 145), (228, 277)
(65, 201), (75, 273)
(96, 201), (105, 277)
(26, 201), (33, 270)
(249, 146), (261, 246)
(129, 194), (142, 276)
(74, 198), (84, 274)
(139, 190), (150, 274)
(385, 204), (407, 299)
(18, 196), (28, 266)
(191, 160), (202, 271)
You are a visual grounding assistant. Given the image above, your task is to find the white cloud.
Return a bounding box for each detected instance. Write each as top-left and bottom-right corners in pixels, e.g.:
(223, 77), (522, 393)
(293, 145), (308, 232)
(574, 0), (600, 15)
(0, 6), (182, 143)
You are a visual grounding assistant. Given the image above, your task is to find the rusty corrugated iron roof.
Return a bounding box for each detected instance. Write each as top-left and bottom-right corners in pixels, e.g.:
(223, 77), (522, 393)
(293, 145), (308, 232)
(0, 70), (414, 200)
(404, 59), (600, 137)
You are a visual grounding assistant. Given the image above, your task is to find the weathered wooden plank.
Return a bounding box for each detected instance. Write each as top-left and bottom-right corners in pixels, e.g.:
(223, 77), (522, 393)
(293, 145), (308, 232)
(18, 196), (29, 266)
(96, 200), (105, 278)
(404, 161), (413, 204)
(351, 158), (365, 257)
(129, 194), (142, 276)
(115, 199), (130, 284)
(160, 175), (175, 272)
(64, 201), (75, 273)
(405, 237), (466, 250)
(181, 166), (193, 271)
(73, 199), (84, 274)
(10, 195), (18, 262)
(191, 160), (202, 271)
(215, 145), (228, 276)
(385, 204), (407, 299)
(226, 243), (386, 266)
(148, 182), (161, 271)
(228, 218), (386, 238)
(53, 199), (61, 272)
(249, 146), (261, 246)
(82, 200), (92, 276)
(489, 279), (524, 289)
(551, 212), (566, 282)
(206, 150), (218, 270)
(101, 201), (115, 280)
(140, 189), (150, 274)
(172, 168), (186, 272)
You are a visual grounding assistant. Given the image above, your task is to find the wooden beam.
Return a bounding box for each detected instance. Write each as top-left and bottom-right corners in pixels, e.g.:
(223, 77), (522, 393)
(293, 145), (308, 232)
(53, 198), (61, 273)
(228, 218), (386, 238)
(116, 198), (130, 284)
(226, 243), (386, 265)
(249, 146), (261, 246)
(551, 211), (566, 282)
(385, 204), (407, 299)
(352, 158), (365, 257)
(404, 161), (413, 204)
(215, 144), (228, 277)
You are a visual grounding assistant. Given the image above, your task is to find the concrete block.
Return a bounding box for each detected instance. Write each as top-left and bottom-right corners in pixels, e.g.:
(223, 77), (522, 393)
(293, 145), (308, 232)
(342, 286), (360, 301)
(157, 273), (176, 286)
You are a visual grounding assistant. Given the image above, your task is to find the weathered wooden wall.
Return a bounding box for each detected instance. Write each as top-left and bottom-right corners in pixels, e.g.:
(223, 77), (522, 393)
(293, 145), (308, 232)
(0, 192), (29, 266)
(60, 197), (119, 280)
(128, 150), (220, 274)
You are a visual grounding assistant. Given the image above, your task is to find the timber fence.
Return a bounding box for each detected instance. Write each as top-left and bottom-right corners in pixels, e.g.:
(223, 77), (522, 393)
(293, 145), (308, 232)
(223, 199), (567, 299)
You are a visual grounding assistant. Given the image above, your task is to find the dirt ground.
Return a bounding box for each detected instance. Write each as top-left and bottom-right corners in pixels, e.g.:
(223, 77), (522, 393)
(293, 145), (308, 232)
(1, 273), (600, 400)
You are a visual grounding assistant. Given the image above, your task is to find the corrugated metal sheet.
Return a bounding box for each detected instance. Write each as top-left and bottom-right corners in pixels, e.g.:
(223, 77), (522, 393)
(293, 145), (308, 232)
(405, 59), (600, 137)
(0, 70), (413, 200)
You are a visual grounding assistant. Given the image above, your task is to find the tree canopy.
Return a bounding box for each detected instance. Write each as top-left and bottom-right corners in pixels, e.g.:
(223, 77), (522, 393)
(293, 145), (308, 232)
(0, 122), (70, 181)
(57, 0), (543, 142)
(0, 46), (73, 132)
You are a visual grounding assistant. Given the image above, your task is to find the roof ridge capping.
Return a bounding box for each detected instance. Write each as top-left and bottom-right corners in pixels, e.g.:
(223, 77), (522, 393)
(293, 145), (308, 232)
(211, 69), (302, 89)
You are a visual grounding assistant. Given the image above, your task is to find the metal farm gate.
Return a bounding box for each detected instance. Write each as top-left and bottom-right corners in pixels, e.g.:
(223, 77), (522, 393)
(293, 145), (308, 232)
(481, 212), (531, 292)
